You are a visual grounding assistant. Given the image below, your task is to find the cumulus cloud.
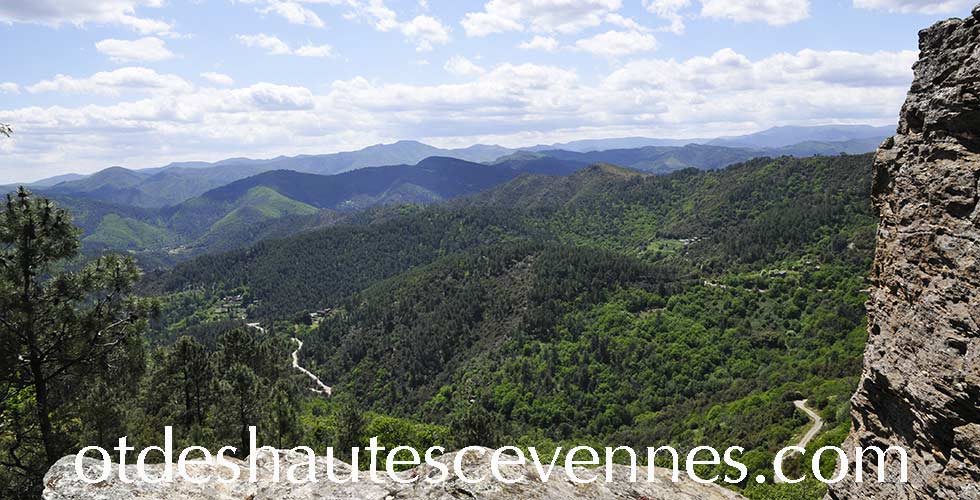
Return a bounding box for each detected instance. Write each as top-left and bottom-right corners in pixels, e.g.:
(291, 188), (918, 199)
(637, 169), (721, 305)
(201, 72), (235, 86)
(518, 35), (559, 51)
(235, 33), (293, 55)
(338, 0), (451, 51)
(236, 34), (332, 57)
(644, 0), (690, 34)
(700, 0), (810, 26)
(0, 83), (20, 94)
(575, 30), (658, 57)
(400, 15), (451, 51)
(0, 0), (172, 33)
(444, 56), (486, 77)
(0, 48), (915, 182)
(257, 0), (325, 27)
(462, 0), (624, 36)
(853, 0), (975, 13)
(294, 43), (334, 57)
(25, 67), (193, 96)
(95, 37), (175, 63)
(236, 33), (292, 55)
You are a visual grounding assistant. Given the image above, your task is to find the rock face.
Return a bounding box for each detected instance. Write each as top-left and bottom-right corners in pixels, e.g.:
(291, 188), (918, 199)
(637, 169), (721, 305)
(43, 448), (746, 500)
(828, 5), (980, 500)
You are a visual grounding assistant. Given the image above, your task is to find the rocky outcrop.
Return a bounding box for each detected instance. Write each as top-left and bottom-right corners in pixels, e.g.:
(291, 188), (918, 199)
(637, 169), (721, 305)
(43, 448), (746, 499)
(828, 5), (980, 500)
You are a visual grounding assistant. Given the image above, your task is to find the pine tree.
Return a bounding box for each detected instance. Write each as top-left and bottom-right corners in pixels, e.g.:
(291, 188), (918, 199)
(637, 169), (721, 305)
(0, 188), (154, 491)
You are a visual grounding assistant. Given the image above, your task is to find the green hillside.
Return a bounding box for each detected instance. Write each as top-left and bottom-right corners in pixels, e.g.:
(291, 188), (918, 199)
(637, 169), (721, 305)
(83, 214), (179, 250)
(142, 153), (875, 499)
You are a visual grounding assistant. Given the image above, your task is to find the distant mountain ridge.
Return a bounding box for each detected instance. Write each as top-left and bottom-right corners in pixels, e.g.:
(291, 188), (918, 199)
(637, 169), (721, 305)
(45, 156), (533, 259)
(706, 124), (894, 149)
(24, 125), (893, 207)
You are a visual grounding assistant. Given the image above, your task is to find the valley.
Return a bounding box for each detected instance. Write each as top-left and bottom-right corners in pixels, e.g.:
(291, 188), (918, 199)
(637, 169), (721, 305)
(0, 122), (887, 500)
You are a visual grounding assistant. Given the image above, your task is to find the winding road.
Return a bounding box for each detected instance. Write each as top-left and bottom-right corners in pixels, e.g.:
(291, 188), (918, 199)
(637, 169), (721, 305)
(245, 322), (332, 397)
(773, 399), (824, 484)
(791, 399), (823, 450)
(291, 338), (332, 397)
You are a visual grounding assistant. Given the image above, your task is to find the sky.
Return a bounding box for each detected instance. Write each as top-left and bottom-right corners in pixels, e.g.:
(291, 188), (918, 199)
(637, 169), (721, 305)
(0, 0), (976, 183)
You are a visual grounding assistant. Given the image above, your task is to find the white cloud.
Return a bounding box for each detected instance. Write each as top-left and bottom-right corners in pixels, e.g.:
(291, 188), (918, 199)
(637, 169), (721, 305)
(237, 34), (334, 57)
(231, 83), (315, 111)
(0, 83), (20, 94)
(575, 30), (658, 57)
(294, 43), (334, 57)
(518, 35), (559, 51)
(853, 0), (975, 13)
(462, 0), (623, 36)
(236, 33), (291, 55)
(258, 0), (325, 27)
(95, 37), (175, 63)
(0, 48), (915, 182)
(26, 67), (193, 95)
(644, 0), (690, 34)
(0, 0), (172, 33)
(201, 72), (235, 86)
(400, 15), (451, 51)
(444, 56), (486, 77)
(700, 0), (810, 25)
(339, 0), (451, 51)
(604, 13), (650, 31)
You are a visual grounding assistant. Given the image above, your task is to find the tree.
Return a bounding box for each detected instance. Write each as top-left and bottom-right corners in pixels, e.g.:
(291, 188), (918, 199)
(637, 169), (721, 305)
(334, 398), (365, 461)
(167, 336), (213, 429)
(0, 188), (154, 483)
(217, 363), (262, 456)
(449, 403), (497, 449)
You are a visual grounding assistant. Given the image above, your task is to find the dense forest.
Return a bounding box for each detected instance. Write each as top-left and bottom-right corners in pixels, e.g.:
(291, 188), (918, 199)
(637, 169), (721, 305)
(1, 153), (876, 499)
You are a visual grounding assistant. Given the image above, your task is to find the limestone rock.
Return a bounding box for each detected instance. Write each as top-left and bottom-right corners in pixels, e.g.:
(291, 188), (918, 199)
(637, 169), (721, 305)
(43, 448), (747, 499)
(827, 5), (980, 500)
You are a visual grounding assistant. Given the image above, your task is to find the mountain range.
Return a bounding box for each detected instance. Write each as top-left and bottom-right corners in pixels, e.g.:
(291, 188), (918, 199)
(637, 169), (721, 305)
(16, 125), (892, 210)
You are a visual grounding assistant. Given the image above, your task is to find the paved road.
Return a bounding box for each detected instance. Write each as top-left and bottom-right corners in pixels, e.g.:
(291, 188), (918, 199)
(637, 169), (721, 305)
(773, 399), (824, 484)
(792, 399), (823, 450)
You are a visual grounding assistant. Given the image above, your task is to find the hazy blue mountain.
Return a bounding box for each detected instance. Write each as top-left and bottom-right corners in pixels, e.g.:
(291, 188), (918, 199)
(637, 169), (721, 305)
(28, 173), (87, 187)
(707, 124), (894, 149)
(35, 155), (526, 258)
(193, 156), (520, 210)
(772, 137), (888, 156)
(44, 164), (270, 208)
(521, 125), (893, 154)
(147, 141), (514, 177)
(41, 141), (515, 207)
(26, 127), (891, 208)
(526, 137), (699, 152)
(512, 144), (762, 174)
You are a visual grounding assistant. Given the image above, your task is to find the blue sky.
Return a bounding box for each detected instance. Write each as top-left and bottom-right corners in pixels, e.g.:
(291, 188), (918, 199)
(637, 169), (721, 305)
(0, 0), (976, 182)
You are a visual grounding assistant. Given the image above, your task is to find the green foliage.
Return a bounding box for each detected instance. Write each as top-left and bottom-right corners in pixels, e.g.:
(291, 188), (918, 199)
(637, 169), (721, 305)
(0, 188), (156, 497)
(84, 213), (179, 249)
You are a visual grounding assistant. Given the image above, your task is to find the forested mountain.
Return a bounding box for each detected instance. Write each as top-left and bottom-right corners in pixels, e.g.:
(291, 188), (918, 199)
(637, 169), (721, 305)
(3, 152), (878, 500)
(140, 152), (876, 500)
(40, 157), (534, 259)
(27, 127), (889, 211)
(44, 164), (271, 207)
(150, 154), (874, 321)
(500, 144), (761, 174)
(36, 141), (516, 208)
(198, 157), (520, 209)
